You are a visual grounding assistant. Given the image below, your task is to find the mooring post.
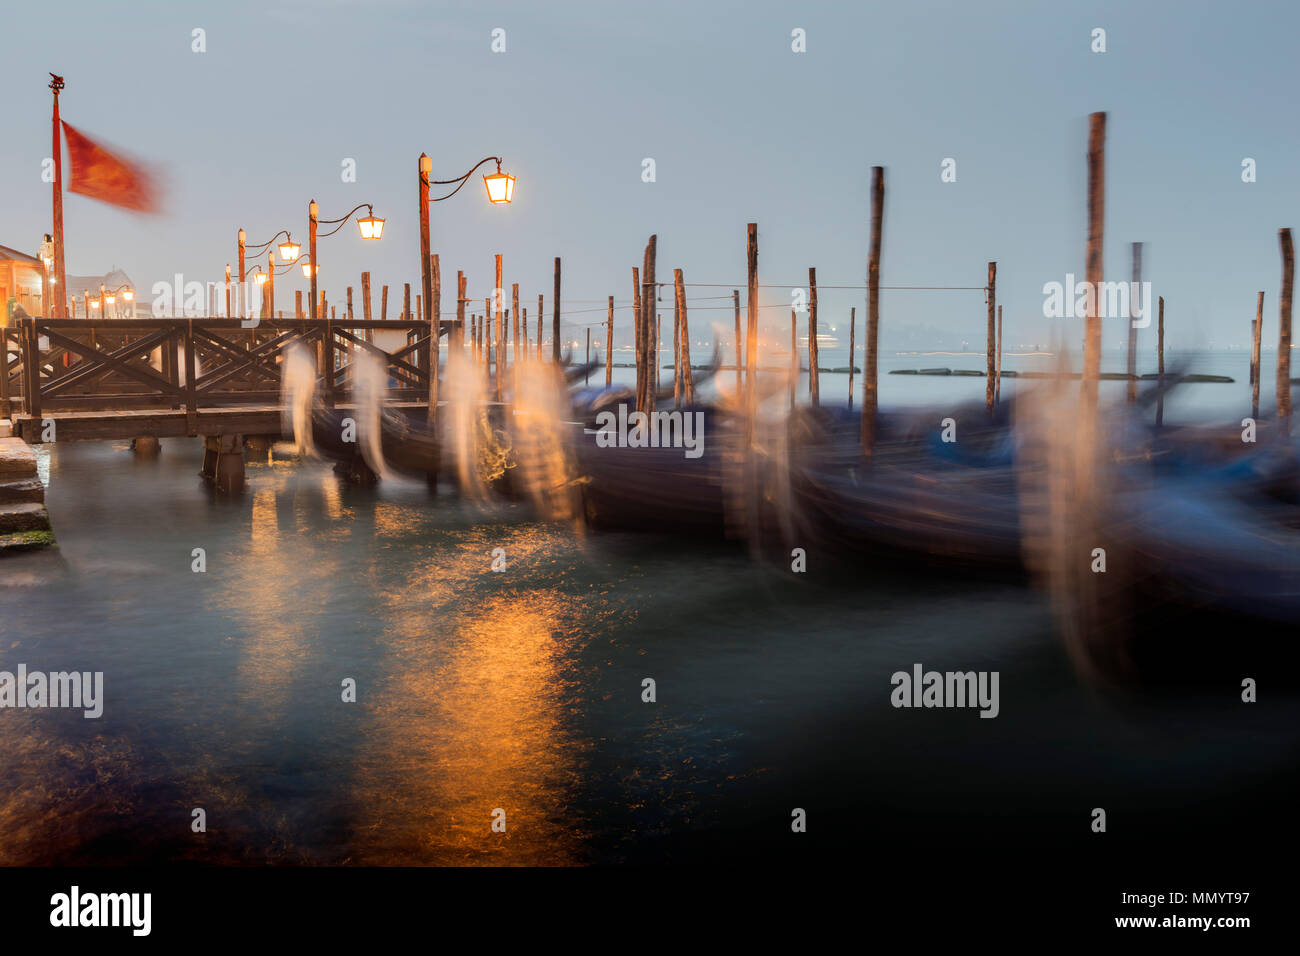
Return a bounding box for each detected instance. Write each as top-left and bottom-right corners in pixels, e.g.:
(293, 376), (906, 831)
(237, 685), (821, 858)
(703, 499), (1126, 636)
(790, 310), (797, 409)
(1156, 296), (1166, 427)
(995, 304), (1003, 406)
(733, 289), (742, 393)
(632, 267), (643, 410)
(606, 296), (614, 386)
(1127, 242), (1142, 404)
(984, 261), (997, 417)
(362, 271), (373, 345)
(848, 306), (857, 407)
(862, 167), (883, 454)
(809, 266), (820, 407)
(381, 284), (389, 321)
(673, 279), (682, 406)
(1279, 228), (1294, 434)
(644, 240), (657, 412)
(495, 254), (505, 397)
(553, 257), (562, 363)
(537, 294), (543, 360)
(676, 268), (693, 405)
(512, 283), (520, 363)
(1252, 291), (1264, 420)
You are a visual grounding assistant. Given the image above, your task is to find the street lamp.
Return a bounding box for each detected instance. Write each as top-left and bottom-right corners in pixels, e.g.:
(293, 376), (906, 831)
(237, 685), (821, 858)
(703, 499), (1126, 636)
(417, 153), (515, 415)
(307, 201), (383, 320)
(106, 284), (134, 318)
(238, 228), (295, 317)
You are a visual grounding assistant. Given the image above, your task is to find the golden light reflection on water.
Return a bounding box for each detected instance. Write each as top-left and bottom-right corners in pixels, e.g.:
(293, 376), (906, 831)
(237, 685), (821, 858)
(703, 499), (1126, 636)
(345, 522), (609, 865)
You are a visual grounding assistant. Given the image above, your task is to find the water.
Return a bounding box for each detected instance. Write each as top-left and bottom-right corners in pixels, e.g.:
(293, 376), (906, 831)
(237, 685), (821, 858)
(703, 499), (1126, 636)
(1, 364), (1298, 866)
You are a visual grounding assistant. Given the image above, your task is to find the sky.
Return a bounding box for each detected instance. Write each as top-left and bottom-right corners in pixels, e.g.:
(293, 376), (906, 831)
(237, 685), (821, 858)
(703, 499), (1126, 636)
(2, 0), (1298, 351)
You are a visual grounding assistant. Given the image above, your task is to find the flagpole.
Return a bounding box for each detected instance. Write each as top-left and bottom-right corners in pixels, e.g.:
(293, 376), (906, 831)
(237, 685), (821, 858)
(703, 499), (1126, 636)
(50, 73), (67, 318)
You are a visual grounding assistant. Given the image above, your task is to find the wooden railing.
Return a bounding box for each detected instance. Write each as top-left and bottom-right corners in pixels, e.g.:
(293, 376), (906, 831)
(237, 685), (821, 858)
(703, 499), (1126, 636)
(0, 316), (451, 421)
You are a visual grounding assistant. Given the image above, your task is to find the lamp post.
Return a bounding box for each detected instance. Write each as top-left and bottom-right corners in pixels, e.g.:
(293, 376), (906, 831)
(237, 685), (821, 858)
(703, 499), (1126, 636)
(237, 228), (298, 318)
(418, 153), (514, 417)
(307, 202), (383, 320)
(105, 284), (134, 319)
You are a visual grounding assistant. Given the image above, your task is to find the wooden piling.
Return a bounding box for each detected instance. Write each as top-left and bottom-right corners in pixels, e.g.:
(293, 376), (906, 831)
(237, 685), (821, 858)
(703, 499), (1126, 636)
(537, 294), (543, 359)
(521, 307), (528, 352)
(1127, 242), (1141, 404)
(485, 297), (493, 380)
(1252, 291), (1264, 420)
(745, 224), (758, 418)
(347, 286), (354, 320)
(381, 285), (389, 321)
(553, 257), (562, 363)
(1082, 114), (1105, 409)
(295, 290), (303, 320)
(585, 328), (591, 385)
(1279, 228), (1294, 433)
(675, 268), (693, 404)
(606, 295), (614, 386)
(846, 306), (857, 406)
(495, 254), (505, 396)
(986, 261), (996, 416)
(632, 267), (643, 409)
(862, 168), (883, 452)
(1156, 296), (1166, 427)
(995, 304), (1003, 405)
(673, 280), (682, 406)
(512, 283), (520, 364)
(644, 239), (657, 413)
(808, 267), (820, 407)
(362, 272), (373, 345)
(733, 289), (742, 393)
(456, 273), (466, 350)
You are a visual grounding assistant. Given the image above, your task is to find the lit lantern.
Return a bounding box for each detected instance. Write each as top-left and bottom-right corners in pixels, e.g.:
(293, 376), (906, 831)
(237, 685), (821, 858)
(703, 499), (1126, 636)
(254, 272), (268, 286)
(105, 293), (116, 304)
(357, 211), (384, 240)
(90, 300), (100, 309)
(302, 262), (316, 277)
(483, 163), (515, 204)
(278, 239), (301, 262)
(123, 289), (134, 301)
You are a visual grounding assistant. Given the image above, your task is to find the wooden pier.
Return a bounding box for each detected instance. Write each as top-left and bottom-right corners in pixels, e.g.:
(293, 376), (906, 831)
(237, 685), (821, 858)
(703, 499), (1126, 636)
(0, 316), (450, 444)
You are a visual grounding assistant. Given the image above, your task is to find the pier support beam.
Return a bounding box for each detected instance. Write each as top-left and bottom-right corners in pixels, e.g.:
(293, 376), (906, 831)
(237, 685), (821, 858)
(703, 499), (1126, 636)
(201, 434), (245, 493)
(131, 436), (160, 457)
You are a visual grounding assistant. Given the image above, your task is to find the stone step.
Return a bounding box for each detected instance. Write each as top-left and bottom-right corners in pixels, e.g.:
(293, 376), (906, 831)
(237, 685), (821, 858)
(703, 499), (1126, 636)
(0, 502), (51, 534)
(0, 437), (38, 480)
(0, 479), (45, 505)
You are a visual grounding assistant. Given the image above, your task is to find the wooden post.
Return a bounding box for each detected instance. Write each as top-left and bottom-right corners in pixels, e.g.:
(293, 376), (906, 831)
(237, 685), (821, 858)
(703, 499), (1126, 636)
(537, 294), (543, 359)
(402, 283), (411, 322)
(632, 267), (643, 410)
(995, 304), (1003, 405)
(585, 328), (591, 385)
(863, 168), (883, 452)
(1127, 242), (1141, 404)
(225, 264), (232, 318)
(1156, 296), (1166, 427)
(745, 225), (758, 413)
(847, 307), (857, 407)
(808, 267), (820, 407)
(381, 285), (389, 321)
(553, 258), (562, 362)
(675, 268), (693, 404)
(1279, 228), (1294, 433)
(429, 254), (440, 420)
(512, 283), (520, 363)
(1252, 291), (1264, 420)
(732, 289), (742, 393)
(457, 272), (466, 350)
(471, 315), (477, 361)
(1082, 114), (1105, 409)
(418, 154), (434, 402)
(495, 254), (505, 396)
(362, 271), (373, 345)
(485, 296), (493, 379)
(294, 290), (303, 320)
(606, 295), (614, 386)
(985, 261), (996, 416)
(347, 286), (354, 320)
(673, 279), (682, 406)
(521, 307), (528, 352)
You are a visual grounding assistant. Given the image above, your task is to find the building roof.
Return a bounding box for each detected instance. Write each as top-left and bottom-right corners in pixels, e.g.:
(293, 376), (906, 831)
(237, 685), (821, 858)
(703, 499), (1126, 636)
(65, 269), (135, 298)
(0, 244), (42, 265)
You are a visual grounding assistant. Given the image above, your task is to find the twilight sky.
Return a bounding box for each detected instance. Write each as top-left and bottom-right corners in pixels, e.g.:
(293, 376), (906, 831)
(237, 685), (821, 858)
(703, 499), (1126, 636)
(2, 0), (1297, 350)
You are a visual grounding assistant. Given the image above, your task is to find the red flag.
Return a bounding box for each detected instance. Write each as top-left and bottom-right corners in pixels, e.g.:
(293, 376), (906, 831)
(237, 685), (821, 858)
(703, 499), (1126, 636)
(61, 121), (159, 213)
